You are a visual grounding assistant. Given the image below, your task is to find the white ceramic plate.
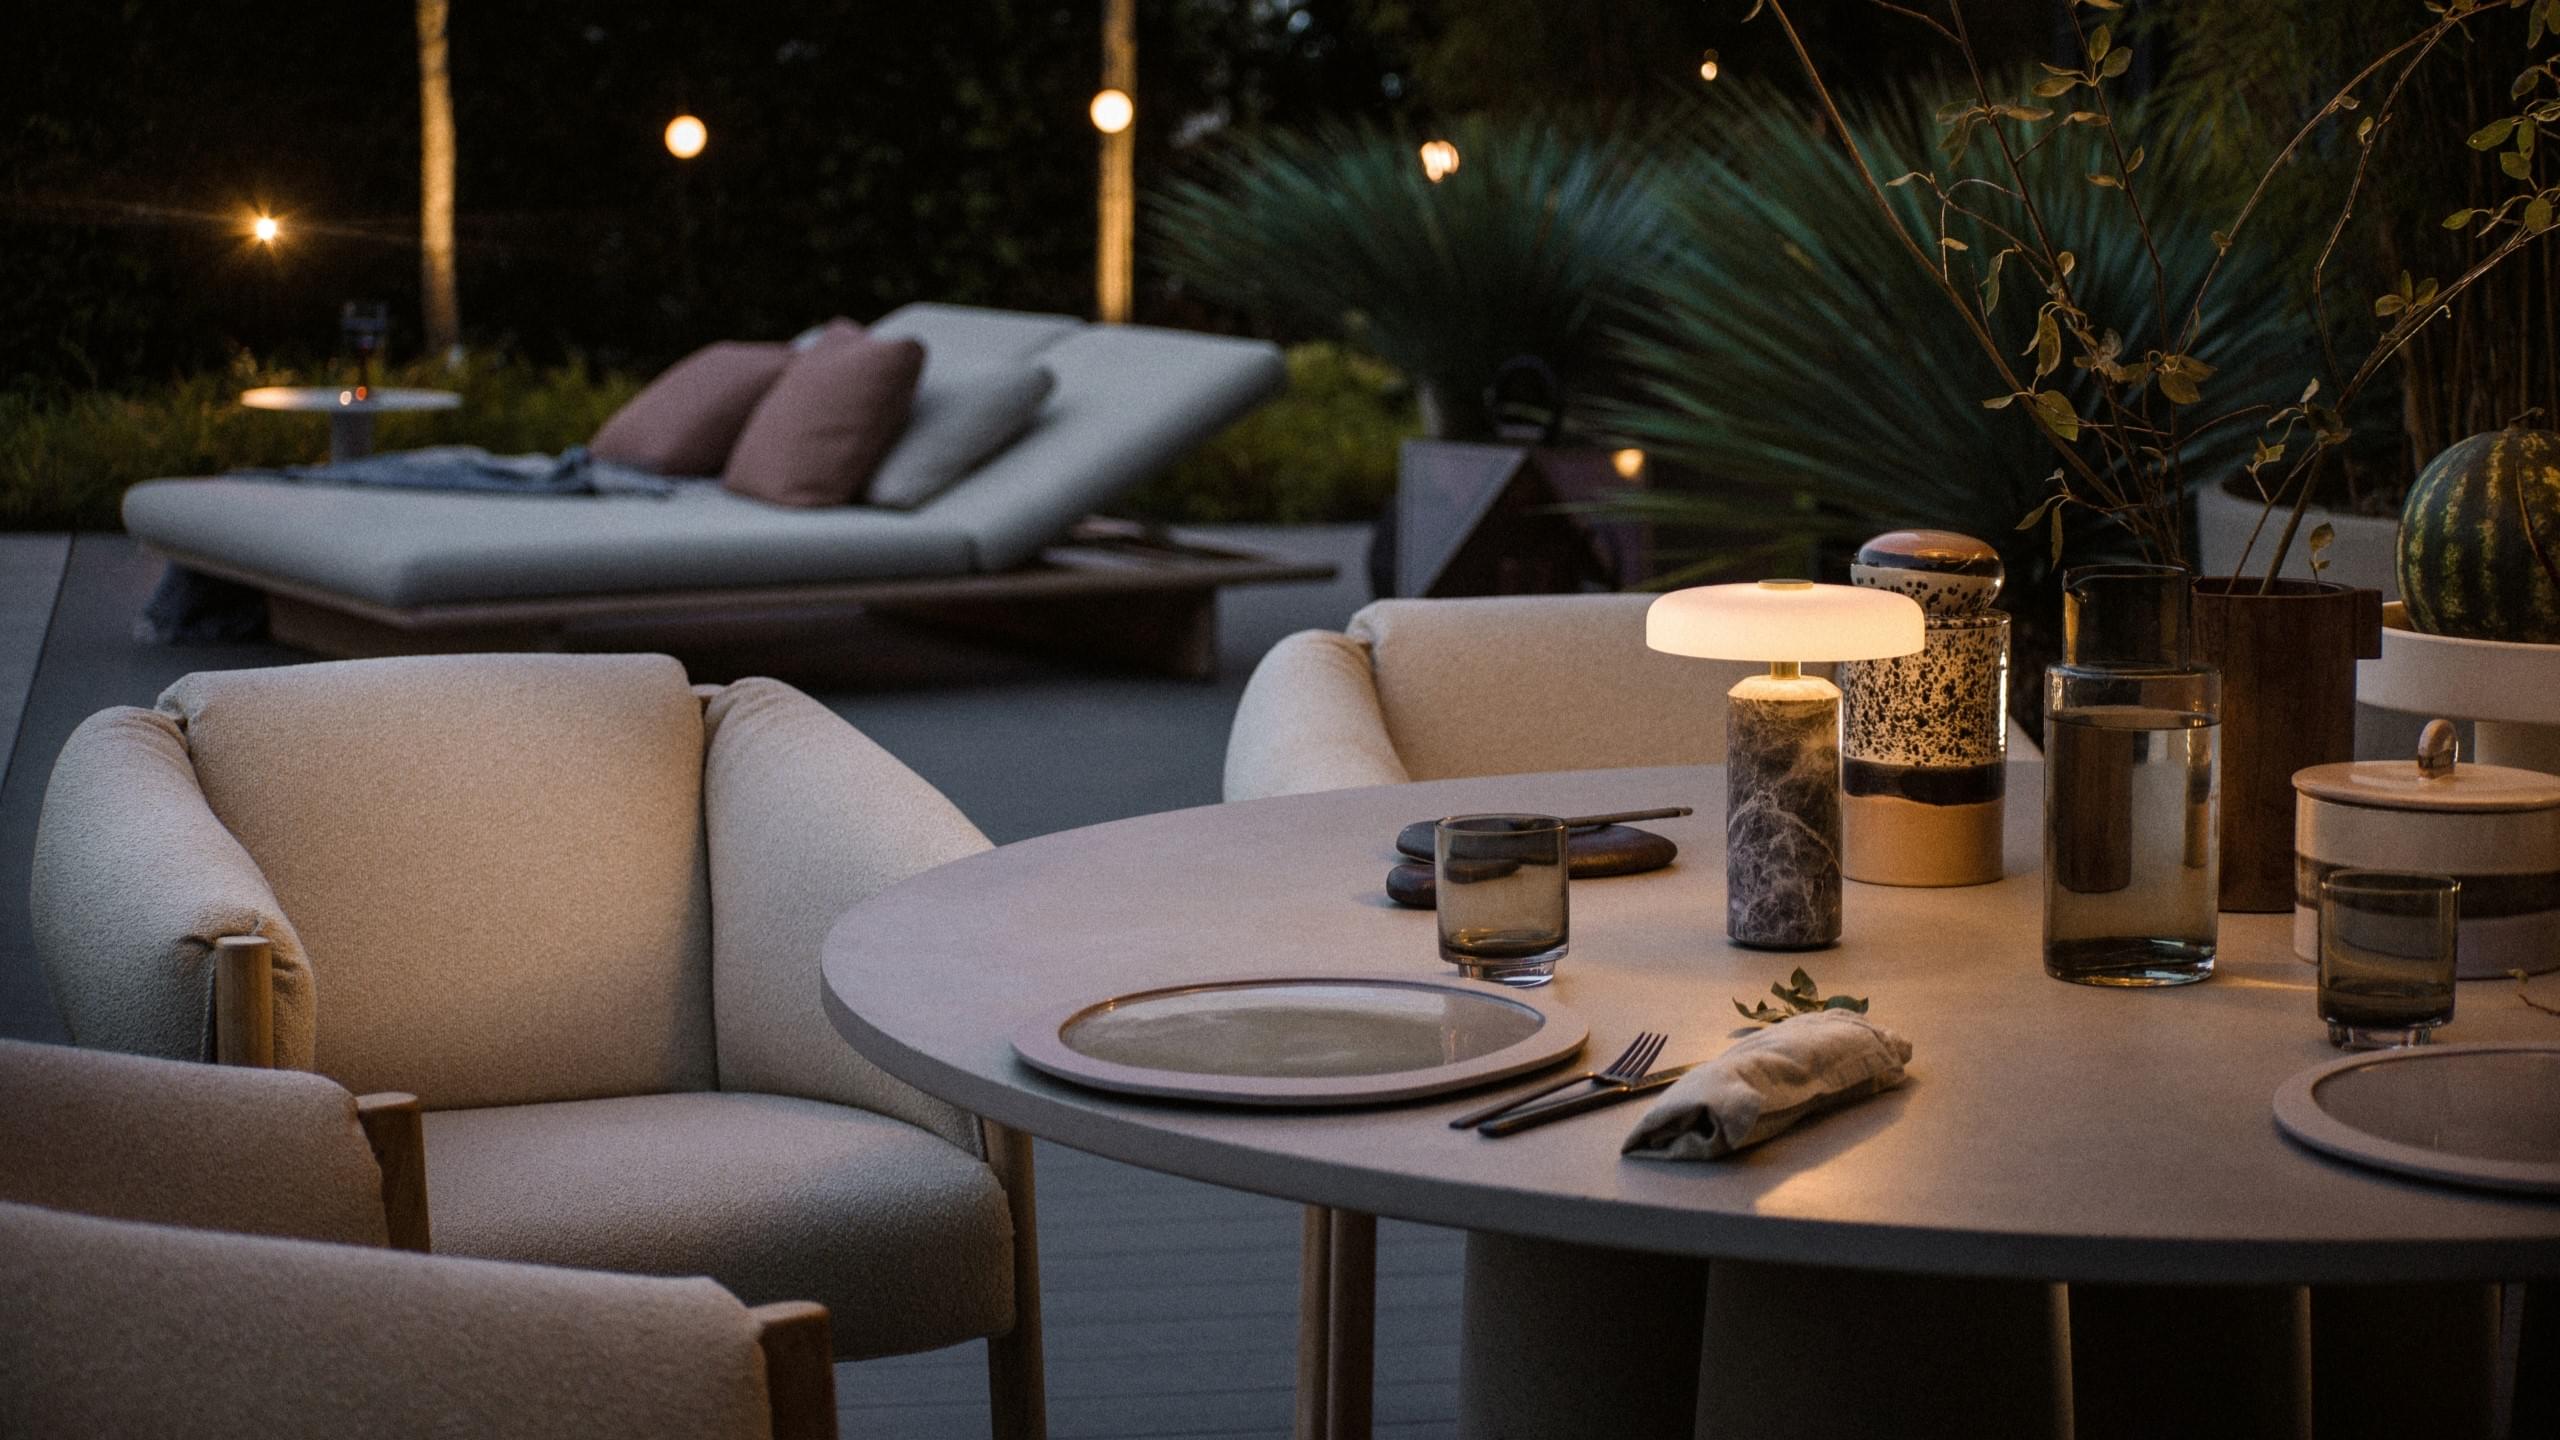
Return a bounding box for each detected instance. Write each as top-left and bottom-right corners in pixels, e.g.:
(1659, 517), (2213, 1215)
(2272, 1042), (2560, 1195)
(1010, 976), (1588, 1107)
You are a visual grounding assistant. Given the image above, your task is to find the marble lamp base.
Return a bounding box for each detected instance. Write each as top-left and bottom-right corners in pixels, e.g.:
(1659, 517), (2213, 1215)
(1726, 672), (1844, 949)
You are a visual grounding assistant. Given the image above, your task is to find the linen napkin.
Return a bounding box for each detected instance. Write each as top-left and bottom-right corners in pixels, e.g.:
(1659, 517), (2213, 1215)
(1622, 1010), (1913, 1161)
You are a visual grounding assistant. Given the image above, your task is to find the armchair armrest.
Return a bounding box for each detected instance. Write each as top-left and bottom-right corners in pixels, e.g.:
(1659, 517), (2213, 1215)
(1223, 630), (1412, 802)
(29, 708), (313, 1069)
(699, 678), (989, 1152)
(0, 1038), (398, 1248)
(3, 1200), (803, 1440)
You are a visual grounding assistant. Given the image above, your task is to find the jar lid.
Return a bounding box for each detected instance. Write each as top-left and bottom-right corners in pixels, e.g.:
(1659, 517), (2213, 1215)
(2293, 719), (2560, 813)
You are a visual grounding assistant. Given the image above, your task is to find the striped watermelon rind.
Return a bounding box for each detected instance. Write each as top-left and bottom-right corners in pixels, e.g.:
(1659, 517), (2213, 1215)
(2396, 428), (2560, 643)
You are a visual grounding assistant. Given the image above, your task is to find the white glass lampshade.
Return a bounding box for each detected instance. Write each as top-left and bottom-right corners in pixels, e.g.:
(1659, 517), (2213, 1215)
(1646, 580), (1924, 663)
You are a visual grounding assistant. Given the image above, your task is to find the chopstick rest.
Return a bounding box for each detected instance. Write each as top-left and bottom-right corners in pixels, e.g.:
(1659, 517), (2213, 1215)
(1621, 1010), (1912, 1161)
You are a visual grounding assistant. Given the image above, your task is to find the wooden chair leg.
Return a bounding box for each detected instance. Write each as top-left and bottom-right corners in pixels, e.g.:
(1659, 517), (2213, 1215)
(355, 1092), (432, 1253)
(1296, 1206), (1336, 1440)
(1325, 1209), (1377, 1440)
(982, 1121), (1047, 1440)
(751, 1301), (837, 1440)
(211, 935), (273, 1068)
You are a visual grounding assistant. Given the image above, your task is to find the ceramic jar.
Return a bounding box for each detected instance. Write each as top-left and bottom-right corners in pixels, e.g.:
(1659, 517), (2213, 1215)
(2292, 721), (2560, 978)
(1840, 531), (2009, 887)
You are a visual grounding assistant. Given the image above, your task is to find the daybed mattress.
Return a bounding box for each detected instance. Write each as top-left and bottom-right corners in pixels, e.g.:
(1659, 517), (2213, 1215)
(123, 478), (979, 610)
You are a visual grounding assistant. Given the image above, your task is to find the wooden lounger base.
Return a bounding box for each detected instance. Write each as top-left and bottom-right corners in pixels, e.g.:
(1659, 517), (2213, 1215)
(159, 520), (1335, 682)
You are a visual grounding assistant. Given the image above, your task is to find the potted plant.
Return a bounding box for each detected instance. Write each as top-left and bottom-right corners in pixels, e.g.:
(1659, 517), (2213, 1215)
(1150, 116), (1679, 595)
(1719, 0), (2560, 911)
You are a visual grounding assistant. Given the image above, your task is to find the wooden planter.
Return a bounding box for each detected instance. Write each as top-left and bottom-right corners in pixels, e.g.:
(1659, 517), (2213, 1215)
(2191, 578), (2385, 912)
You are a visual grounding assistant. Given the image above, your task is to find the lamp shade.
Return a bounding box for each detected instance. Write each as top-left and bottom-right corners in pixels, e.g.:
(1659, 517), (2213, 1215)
(1646, 580), (1925, 663)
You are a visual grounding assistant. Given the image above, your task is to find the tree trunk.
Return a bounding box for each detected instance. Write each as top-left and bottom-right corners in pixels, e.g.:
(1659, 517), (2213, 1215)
(418, 0), (460, 359)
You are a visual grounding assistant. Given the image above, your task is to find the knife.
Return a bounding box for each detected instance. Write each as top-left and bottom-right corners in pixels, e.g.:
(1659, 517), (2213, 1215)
(1476, 1062), (1698, 1138)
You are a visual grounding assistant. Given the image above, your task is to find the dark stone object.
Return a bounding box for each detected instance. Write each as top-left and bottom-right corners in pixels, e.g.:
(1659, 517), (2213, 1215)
(1385, 825), (1678, 910)
(1842, 759), (2006, 806)
(1727, 693), (1842, 949)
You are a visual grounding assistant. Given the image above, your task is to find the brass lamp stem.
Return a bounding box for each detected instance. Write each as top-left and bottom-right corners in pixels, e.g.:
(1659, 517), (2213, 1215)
(1767, 660), (1802, 680)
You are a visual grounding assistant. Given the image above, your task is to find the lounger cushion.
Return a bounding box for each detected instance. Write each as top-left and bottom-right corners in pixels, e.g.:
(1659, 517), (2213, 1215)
(123, 479), (979, 607)
(590, 340), (789, 477)
(157, 654), (716, 1110)
(423, 1091), (1015, 1360)
(917, 322), (1286, 571)
(867, 361), (1056, 509)
(870, 302), (1082, 373)
(723, 332), (924, 508)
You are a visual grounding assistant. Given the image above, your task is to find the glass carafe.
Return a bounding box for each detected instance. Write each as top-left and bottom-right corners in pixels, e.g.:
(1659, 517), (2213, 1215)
(2043, 564), (2220, 985)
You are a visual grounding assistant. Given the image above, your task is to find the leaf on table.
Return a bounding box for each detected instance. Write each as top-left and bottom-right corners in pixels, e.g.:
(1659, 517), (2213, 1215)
(1731, 969), (1871, 1025)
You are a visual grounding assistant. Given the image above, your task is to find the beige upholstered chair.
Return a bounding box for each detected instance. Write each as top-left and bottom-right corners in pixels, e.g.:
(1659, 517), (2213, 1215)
(3, 1199), (836, 1440)
(30, 652), (1043, 1437)
(1226, 593), (1769, 802)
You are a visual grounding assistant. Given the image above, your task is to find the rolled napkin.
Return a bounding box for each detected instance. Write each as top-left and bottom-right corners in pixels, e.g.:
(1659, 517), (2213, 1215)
(1622, 1010), (1913, 1161)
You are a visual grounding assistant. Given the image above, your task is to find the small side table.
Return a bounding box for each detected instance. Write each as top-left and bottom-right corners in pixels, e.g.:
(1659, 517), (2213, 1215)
(240, 386), (462, 464)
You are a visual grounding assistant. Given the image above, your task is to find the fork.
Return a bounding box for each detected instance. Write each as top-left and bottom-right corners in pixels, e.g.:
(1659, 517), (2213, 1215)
(1447, 1031), (1666, 1130)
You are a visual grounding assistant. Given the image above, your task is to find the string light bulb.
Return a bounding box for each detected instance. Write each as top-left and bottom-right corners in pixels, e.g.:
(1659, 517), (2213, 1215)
(1089, 88), (1134, 135)
(1419, 139), (1461, 183)
(1699, 49), (1722, 82)
(664, 114), (708, 159)
(251, 215), (280, 244)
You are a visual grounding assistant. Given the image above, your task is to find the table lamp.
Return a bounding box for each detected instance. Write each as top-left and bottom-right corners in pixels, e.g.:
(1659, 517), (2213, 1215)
(1647, 580), (1925, 948)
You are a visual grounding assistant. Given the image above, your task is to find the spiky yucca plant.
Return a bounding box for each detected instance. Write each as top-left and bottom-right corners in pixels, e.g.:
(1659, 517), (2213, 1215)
(1150, 117), (1677, 440)
(1600, 84), (2309, 596)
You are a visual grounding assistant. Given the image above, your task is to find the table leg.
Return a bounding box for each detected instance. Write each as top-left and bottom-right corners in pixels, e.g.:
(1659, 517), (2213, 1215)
(328, 410), (376, 464)
(2070, 1283), (2308, 1440)
(1696, 1260), (2067, 1440)
(1296, 1206), (1333, 1440)
(2512, 1282), (2556, 1440)
(1459, 1231), (1706, 1440)
(1326, 1209), (1376, 1440)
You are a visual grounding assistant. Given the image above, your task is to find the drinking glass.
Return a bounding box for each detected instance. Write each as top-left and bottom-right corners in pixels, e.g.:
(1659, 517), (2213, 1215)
(1436, 814), (1568, 987)
(2318, 870), (2459, 1049)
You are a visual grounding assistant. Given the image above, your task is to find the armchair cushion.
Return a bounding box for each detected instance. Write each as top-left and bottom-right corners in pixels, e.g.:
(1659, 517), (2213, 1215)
(30, 707), (313, 1068)
(1224, 629), (1412, 802)
(1, 1199), (773, 1440)
(423, 1091), (1014, 1361)
(0, 1039), (387, 1247)
(700, 678), (987, 1152)
(1348, 594), (1764, 781)
(157, 653), (715, 1109)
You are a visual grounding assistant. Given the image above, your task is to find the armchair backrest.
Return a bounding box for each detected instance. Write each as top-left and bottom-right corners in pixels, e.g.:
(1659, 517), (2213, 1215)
(154, 653), (715, 1110)
(1347, 595), (1788, 780)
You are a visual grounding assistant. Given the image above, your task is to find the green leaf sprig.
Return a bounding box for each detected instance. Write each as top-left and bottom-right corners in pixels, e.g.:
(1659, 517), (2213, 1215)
(1733, 968), (1871, 1025)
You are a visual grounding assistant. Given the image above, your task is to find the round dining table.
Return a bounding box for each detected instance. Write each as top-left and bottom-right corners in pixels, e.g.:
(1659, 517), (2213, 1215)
(239, 385), (461, 463)
(820, 762), (2560, 1437)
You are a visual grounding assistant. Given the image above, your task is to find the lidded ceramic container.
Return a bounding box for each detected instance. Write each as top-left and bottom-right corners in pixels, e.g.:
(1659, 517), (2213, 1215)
(1841, 530), (2010, 887)
(2291, 720), (2560, 978)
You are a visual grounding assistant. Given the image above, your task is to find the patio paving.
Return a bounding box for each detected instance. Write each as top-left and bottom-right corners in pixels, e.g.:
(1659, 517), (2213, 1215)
(0, 522), (1465, 1439)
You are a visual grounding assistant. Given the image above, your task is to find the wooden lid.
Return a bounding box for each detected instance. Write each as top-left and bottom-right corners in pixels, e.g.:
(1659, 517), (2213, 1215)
(2294, 755), (2560, 813)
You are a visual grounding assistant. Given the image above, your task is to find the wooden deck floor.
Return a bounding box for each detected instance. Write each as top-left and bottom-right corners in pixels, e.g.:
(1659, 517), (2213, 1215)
(840, 1142), (1463, 1439)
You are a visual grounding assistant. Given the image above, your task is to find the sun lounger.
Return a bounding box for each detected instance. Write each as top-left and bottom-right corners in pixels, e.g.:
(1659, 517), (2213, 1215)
(122, 305), (1329, 677)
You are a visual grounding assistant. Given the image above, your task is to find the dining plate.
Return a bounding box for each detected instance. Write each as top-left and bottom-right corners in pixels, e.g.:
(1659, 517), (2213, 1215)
(1010, 976), (1588, 1106)
(2272, 1042), (2560, 1195)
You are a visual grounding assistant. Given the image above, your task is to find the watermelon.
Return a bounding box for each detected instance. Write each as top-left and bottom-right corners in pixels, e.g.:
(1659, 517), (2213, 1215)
(2396, 428), (2560, 643)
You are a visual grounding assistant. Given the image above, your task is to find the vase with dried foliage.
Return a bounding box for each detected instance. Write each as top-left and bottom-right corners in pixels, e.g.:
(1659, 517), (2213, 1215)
(1743, 0), (2559, 909)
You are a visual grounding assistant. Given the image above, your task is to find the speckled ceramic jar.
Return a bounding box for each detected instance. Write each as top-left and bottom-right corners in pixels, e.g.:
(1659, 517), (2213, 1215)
(1840, 532), (2010, 887)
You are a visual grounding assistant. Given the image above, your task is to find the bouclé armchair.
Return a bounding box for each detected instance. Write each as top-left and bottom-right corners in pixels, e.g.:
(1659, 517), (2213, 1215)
(29, 652), (1043, 1436)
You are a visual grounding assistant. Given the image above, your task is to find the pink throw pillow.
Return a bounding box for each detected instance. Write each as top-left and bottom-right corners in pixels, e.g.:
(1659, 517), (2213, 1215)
(590, 341), (791, 476)
(722, 332), (927, 508)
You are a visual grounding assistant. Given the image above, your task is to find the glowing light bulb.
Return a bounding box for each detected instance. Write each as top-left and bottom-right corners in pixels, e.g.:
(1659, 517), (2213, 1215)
(1089, 88), (1134, 135)
(1612, 448), (1647, 480)
(1699, 49), (1722, 82)
(664, 114), (708, 159)
(1419, 140), (1461, 183)
(252, 215), (280, 243)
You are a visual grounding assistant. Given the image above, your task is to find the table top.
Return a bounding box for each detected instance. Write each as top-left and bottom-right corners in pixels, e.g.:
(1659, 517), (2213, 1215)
(821, 764), (2560, 1285)
(239, 386), (461, 414)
